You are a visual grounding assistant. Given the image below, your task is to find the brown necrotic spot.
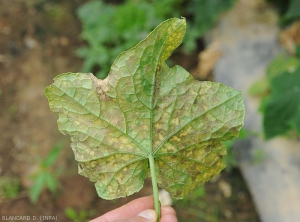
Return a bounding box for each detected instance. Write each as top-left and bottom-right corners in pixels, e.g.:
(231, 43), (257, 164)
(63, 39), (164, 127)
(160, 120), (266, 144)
(89, 74), (113, 101)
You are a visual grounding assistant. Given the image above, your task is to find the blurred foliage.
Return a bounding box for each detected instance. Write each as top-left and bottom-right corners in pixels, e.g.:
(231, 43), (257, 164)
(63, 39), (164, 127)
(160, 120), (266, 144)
(248, 77), (269, 97)
(248, 54), (299, 96)
(29, 144), (62, 203)
(267, 53), (300, 79)
(283, 0), (300, 22)
(0, 177), (21, 199)
(173, 186), (205, 206)
(267, 0), (300, 24)
(65, 207), (95, 222)
(263, 60), (300, 139)
(76, 0), (236, 78)
(250, 52), (300, 139)
(185, 0), (236, 51)
(172, 186), (219, 222)
(251, 0), (300, 141)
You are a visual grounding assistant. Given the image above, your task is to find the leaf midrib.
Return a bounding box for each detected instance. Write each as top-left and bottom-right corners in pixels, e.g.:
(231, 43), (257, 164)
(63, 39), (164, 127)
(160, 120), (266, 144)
(150, 21), (185, 156)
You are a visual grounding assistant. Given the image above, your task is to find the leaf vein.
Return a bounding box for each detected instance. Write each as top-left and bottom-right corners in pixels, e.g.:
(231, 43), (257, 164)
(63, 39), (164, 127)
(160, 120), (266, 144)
(154, 92), (240, 154)
(55, 85), (149, 155)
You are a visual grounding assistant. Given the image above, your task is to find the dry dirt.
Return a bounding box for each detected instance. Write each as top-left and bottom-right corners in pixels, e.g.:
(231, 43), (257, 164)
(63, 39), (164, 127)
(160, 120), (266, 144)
(0, 1), (259, 221)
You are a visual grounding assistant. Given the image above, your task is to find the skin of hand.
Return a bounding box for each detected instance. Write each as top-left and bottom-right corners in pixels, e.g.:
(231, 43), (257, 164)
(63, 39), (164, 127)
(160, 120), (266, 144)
(90, 196), (178, 222)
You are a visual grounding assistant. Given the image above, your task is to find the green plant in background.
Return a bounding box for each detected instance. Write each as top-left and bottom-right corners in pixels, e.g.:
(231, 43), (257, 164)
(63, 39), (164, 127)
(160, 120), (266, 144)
(250, 52), (300, 139)
(45, 18), (245, 221)
(29, 144), (62, 203)
(174, 186), (206, 207)
(76, 0), (237, 78)
(184, 0), (236, 51)
(65, 207), (94, 222)
(282, 0), (300, 23)
(263, 57), (300, 139)
(0, 177), (21, 199)
(76, 0), (161, 78)
(172, 186), (220, 222)
(267, 0), (300, 24)
(253, 0), (300, 139)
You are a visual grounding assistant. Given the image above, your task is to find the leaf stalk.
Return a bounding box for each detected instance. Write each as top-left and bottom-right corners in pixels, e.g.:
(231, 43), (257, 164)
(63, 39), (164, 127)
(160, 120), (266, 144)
(149, 154), (161, 222)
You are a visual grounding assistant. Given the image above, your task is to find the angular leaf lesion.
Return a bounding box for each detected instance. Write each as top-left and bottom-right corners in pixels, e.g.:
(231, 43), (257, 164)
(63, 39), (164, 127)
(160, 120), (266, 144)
(155, 141), (226, 198)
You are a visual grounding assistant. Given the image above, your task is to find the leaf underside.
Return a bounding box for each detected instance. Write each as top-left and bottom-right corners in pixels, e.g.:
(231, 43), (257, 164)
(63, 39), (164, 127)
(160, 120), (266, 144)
(45, 18), (245, 199)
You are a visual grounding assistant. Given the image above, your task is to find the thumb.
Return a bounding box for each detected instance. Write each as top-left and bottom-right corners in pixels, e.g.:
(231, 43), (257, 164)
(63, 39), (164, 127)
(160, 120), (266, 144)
(116, 209), (157, 222)
(137, 209), (157, 222)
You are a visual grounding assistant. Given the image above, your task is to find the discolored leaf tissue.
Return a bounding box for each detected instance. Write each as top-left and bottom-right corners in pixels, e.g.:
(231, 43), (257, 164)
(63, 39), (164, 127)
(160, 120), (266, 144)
(45, 18), (245, 201)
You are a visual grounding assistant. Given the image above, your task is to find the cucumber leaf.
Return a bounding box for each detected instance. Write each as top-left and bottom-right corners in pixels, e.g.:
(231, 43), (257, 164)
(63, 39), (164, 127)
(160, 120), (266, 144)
(45, 18), (245, 199)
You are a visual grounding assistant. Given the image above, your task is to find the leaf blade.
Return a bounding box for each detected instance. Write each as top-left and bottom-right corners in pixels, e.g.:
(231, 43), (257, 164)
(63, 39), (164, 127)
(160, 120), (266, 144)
(152, 65), (244, 198)
(45, 18), (245, 201)
(46, 73), (149, 199)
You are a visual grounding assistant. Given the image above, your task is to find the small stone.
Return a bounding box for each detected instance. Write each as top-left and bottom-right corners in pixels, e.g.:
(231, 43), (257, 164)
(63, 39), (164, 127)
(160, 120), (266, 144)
(24, 37), (37, 49)
(60, 36), (69, 46)
(218, 180), (232, 198)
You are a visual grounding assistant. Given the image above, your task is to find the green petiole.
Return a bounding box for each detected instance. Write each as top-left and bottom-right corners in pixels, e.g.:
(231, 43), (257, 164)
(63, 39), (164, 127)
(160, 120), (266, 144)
(149, 154), (161, 222)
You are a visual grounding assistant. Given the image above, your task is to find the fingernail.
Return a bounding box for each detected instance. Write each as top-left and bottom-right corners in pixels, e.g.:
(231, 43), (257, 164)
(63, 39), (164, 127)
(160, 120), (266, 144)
(138, 209), (157, 221)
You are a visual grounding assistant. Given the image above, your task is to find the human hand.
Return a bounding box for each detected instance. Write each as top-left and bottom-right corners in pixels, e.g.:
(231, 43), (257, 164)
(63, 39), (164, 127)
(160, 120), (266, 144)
(90, 196), (177, 222)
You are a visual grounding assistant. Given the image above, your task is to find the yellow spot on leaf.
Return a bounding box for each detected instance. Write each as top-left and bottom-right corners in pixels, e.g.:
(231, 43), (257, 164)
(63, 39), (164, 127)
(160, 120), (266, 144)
(170, 136), (181, 143)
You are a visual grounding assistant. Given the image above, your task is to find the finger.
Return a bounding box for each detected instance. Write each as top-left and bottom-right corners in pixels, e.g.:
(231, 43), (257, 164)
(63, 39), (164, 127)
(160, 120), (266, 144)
(91, 196), (154, 222)
(161, 206), (178, 222)
(115, 209), (157, 222)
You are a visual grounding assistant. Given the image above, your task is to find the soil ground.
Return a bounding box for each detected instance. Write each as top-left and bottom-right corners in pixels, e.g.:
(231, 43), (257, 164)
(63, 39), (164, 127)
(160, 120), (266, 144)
(0, 1), (260, 221)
